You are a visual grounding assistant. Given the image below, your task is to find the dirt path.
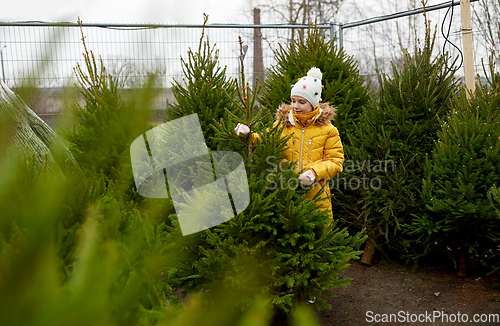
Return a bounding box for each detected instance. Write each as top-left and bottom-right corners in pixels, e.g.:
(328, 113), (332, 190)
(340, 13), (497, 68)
(319, 260), (500, 325)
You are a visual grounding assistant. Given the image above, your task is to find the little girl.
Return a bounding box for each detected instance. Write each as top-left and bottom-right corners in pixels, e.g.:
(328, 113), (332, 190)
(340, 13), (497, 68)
(235, 67), (344, 217)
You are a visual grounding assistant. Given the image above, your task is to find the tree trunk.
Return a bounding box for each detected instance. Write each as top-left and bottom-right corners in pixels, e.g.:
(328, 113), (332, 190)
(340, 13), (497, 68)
(457, 253), (467, 278)
(360, 238), (376, 265)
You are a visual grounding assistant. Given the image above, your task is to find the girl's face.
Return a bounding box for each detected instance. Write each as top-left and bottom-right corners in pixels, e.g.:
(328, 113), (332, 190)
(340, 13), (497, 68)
(291, 96), (314, 114)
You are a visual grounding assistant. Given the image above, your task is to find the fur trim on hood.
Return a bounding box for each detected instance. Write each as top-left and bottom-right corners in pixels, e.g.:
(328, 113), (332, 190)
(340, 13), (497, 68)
(275, 103), (337, 127)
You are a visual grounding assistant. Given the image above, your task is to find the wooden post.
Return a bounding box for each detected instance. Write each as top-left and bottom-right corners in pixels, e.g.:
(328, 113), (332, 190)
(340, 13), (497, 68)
(360, 238), (376, 265)
(253, 8), (264, 88)
(457, 253), (467, 278)
(460, 0), (476, 98)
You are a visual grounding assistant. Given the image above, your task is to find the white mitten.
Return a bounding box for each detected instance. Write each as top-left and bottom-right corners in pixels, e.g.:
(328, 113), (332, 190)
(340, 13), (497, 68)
(298, 169), (316, 186)
(234, 123), (250, 136)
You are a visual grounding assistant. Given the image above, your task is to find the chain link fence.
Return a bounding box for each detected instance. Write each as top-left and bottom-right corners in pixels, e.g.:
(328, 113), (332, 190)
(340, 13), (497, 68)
(0, 21), (336, 126)
(0, 0), (492, 126)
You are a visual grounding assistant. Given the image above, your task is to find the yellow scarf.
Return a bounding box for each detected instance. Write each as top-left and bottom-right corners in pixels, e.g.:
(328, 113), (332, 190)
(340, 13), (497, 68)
(292, 106), (320, 126)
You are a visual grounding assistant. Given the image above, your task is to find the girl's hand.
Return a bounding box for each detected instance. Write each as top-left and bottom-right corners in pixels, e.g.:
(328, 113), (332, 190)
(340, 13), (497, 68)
(298, 169), (316, 186)
(234, 123), (251, 136)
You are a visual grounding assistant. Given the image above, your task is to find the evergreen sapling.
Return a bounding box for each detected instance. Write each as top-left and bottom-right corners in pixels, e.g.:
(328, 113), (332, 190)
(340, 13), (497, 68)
(406, 57), (500, 276)
(65, 20), (150, 186)
(167, 14), (238, 151)
(333, 19), (460, 261)
(168, 35), (365, 316)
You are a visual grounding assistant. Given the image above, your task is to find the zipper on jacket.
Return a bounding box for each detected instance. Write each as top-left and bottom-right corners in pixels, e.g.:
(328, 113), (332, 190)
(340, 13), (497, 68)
(292, 139), (295, 163)
(299, 126), (306, 170)
(308, 139), (312, 164)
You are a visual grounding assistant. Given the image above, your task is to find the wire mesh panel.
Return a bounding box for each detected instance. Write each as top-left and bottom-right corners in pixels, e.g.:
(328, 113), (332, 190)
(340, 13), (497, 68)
(0, 22), (334, 126)
(0, 2), (494, 127)
(340, 0), (492, 91)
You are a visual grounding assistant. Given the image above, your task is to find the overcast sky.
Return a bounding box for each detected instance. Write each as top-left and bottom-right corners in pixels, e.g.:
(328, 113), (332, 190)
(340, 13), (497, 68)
(0, 0), (458, 25)
(0, 0), (252, 24)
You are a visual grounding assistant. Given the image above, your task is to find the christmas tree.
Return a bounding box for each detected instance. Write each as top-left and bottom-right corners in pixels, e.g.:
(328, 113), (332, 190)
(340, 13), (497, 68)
(166, 35), (365, 319)
(406, 57), (500, 276)
(65, 20), (150, 185)
(331, 19), (460, 262)
(0, 20), (323, 326)
(486, 184), (500, 277)
(0, 81), (76, 178)
(167, 14), (238, 151)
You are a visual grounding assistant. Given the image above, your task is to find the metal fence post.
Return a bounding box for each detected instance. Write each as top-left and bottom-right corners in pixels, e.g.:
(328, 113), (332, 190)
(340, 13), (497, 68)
(0, 45), (6, 83)
(338, 23), (343, 49)
(330, 22), (335, 42)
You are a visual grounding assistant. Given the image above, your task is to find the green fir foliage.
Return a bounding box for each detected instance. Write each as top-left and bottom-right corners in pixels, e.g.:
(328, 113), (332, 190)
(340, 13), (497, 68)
(0, 83), (77, 177)
(0, 58), (177, 326)
(167, 36), (365, 316)
(490, 185), (500, 219)
(332, 21), (460, 256)
(65, 21), (150, 184)
(0, 26), (322, 326)
(406, 57), (500, 270)
(168, 14), (238, 150)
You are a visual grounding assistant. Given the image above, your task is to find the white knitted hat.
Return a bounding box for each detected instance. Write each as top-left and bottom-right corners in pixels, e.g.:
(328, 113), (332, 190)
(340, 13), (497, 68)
(290, 67), (323, 108)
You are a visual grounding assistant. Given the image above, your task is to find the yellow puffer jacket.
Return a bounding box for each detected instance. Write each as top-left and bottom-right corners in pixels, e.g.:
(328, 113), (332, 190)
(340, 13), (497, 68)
(273, 103), (344, 217)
